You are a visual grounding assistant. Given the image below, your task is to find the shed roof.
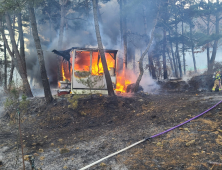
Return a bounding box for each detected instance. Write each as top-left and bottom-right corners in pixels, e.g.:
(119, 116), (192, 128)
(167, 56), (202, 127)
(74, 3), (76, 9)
(71, 47), (118, 53)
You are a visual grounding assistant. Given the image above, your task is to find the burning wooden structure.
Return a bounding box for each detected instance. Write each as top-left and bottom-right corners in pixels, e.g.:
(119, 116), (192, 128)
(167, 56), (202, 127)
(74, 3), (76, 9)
(58, 47), (118, 95)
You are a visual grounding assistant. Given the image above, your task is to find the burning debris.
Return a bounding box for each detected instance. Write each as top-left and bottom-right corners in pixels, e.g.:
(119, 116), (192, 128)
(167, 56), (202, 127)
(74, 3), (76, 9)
(52, 48), (72, 71)
(126, 83), (143, 93)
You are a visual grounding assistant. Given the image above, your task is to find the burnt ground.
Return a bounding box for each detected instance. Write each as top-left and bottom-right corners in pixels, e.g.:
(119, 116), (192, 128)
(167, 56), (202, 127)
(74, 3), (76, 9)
(1, 90), (222, 170)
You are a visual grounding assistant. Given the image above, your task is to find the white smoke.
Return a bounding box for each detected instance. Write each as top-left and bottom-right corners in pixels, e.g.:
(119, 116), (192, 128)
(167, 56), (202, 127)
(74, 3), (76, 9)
(24, 0), (158, 94)
(140, 73), (160, 93)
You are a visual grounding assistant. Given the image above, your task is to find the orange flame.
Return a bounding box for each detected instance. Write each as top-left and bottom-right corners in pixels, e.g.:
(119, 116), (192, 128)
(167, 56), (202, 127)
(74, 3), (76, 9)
(58, 81), (61, 88)
(62, 62), (71, 81)
(91, 52), (115, 75)
(74, 51), (115, 76)
(115, 70), (132, 93)
(62, 64), (65, 80)
(58, 62), (71, 88)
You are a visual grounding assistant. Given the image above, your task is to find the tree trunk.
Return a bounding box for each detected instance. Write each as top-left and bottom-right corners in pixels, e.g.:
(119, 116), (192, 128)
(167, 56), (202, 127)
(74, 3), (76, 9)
(0, 20), (18, 90)
(0, 23), (14, 60)
(157, 55), (161, 80)
(96, 0), (103, 23)
(57, 0), (67, 81)
(175, 49), (179, 73)
(175, 21), (182, 78)
(18, 13), (26, 75)
(118, 0), (128, 72)
(208, 0), (219, 73)
(148, 54), (156, 79)
(143, 5), (150, 74)
(167, 47), (174, 77)
(4, 42), (7, 90)
(163, 29), (167, 79)
(182, 20), (186, 75)
(134, 12), (159, 92)
(169, 31), (178, 78)
(5, 13), (33, 97)
(28, 4), (53, 103)
(123, 0), (127, 70)
(46, 12), (52, 42)
(143, 6), (148, 35)
(1, 30), (14, 90)
(207, 0), (210, 71)
(92, 0), (115, 96)
(8, 62), (14, 90)
(58, 0), (66, 49)
(190, 21), (197, 72)
(162, 1), (168, 79)
(118, 0), (123, 46)
(207, 13), (210, 70)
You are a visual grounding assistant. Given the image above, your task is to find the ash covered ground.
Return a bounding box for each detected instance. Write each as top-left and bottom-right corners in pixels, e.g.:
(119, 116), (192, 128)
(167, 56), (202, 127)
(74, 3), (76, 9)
(1, 83), (222, 170)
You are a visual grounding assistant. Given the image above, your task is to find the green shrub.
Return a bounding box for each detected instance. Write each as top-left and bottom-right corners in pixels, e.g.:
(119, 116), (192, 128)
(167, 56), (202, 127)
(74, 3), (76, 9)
(4, 87), (19, 109)
(60, 148), (70, 154)
(19, 94), (29, 113)
(4, 87), (29, 116)
(67, 95), (79, 110)
(80, 111), (86, 116)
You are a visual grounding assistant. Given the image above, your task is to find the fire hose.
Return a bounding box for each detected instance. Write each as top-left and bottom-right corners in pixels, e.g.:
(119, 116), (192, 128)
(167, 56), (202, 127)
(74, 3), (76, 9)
(79, 99), (222, 170)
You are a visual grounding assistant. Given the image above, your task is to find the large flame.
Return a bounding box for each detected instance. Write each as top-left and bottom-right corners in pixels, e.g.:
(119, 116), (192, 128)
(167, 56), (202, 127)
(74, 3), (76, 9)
(74, 51), (90, 72)
(115, 70), (132, 93)
(58, 61), (71, 88)
(74, 51), (116, 75)
(62, 62), (71, 81)
(91, 52), (115, 75)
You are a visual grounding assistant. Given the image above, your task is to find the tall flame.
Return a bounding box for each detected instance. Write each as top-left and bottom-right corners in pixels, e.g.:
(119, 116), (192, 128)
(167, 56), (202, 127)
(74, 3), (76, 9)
(115, 70), (132, 93)
(58, 62), (71, 88)
(91, 52), (115, 75)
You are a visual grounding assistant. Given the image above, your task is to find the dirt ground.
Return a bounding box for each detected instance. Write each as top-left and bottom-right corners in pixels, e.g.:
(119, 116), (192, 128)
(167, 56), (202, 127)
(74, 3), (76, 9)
(1, 89), (222, 170)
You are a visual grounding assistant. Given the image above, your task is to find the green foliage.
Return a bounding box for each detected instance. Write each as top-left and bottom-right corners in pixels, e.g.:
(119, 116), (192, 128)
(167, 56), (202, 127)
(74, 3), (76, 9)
(0, 0), (45, 13)
(67, 95), (79, 110)
(59, 148), (70, 154)
(4, 85), (29, 114)
(19, 94), (29, 113)
(75, 71), (91, 78)
(0, 0), (27, 13)
(80, 111), (86, 116)
(4, 86), (19, 109)
(4, 98), (15, 109)
(22, 94), (27, 101)
(196, 34), (222, 47)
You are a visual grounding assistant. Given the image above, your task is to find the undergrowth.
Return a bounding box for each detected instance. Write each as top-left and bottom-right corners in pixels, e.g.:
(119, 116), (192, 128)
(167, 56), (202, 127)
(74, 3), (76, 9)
(4, 87), (19, 109)
(67, 95), (79, 110)
(4, 85), (30, 123)
(19, 94), (30, 113)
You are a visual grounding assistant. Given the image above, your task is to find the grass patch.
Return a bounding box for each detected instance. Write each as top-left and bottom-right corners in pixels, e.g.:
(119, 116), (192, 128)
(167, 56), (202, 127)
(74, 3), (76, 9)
(60, 148), (70, 154)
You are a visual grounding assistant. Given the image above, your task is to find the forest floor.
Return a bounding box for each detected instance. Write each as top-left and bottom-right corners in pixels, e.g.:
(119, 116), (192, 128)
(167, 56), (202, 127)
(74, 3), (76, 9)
(1, 88), (222, 170)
